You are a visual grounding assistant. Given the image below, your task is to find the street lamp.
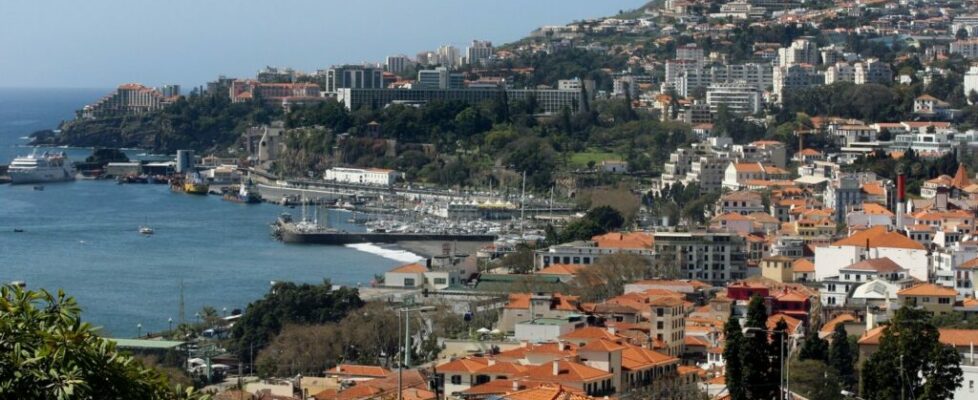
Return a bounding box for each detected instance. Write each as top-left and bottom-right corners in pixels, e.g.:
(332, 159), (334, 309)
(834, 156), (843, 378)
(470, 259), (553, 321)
(168, 317), (173, 332)
(743, 327), (793, 400)
(137, 323), (143, 338)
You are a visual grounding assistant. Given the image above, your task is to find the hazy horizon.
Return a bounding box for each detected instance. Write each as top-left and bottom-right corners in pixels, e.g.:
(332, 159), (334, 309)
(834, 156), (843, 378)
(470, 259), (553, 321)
(0, 0), (645, 90)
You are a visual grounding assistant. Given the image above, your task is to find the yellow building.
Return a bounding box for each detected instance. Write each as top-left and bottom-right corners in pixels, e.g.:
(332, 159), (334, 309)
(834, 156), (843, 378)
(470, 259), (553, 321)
(760, 256), (795, 283)
(897, 283), (957, 315)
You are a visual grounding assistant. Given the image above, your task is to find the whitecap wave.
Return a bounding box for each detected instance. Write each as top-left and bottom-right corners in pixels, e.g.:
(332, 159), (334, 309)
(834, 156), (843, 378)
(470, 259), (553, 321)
(345, 243), (423, 263)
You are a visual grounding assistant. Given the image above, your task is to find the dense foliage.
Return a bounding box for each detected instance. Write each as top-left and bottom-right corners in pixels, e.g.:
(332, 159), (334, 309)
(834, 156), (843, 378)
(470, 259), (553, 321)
(229, 281), (364, 365)
(0, 285), (205, 399)
(552, 205), (625, 243)
(861, 307), (963, 400)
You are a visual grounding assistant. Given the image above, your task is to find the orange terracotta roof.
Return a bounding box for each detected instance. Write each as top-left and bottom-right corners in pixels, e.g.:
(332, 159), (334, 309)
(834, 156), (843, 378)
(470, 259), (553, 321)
(843, 258), (904, 273)
(480, 361), (529, 375)
(953, 164), (971, 188)
(390, 263), (428, 273)
(684, 335), (711, 347)
(820, 313), (857, 335)
(792, 258), (815, 273)
(591, 232), (654, 249)
(521, 361), (612, 384)
(860, 203), (894, 216)
(830, 226), (925, 250)
(536, 264), (585, 276)
(503, 384), (592, 400)
(939, 329), (978, 347)
(960, 257), (978, 270)
(620, 343), (678, 371)
(579, 338), (627, 352)
(767, 313), (802, 332)
(897, 283), (957, 297)
(559, 327), (621, 341)
(437, 357), (490, 374)
(505, 293), (579, 311)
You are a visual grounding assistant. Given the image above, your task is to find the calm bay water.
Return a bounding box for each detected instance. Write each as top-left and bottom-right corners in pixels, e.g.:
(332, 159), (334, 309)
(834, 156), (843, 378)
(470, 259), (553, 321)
(0, 88), (417, 337)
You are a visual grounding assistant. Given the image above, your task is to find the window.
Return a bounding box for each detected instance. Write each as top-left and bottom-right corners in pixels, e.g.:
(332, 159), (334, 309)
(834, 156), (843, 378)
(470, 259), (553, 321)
(403, 278), (415, 287)
(433, 278), (447, 285)
(923, 297), (931, 303)
(451, 375), (462, 385)
(657, 321), (664, 330)
(939, 297), (951, 304)
(657, 308), (664, 317)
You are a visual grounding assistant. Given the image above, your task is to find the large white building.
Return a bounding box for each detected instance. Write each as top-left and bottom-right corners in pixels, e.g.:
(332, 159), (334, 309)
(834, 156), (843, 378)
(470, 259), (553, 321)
(814, 226), (929, 281)
(778, 38), (818, 66)
(673, 63), (773, 97)
(385, 55), (410, 74)
(824, 62), (855, 84)
(772, 64), (821, 104)
(706, 81), (763, 115)
(950, 39), (978, 59)
(965, 66), (978, 101)
(854, 58), (892, 84)
(324, 167), (401, 186)
(465, 40), (493, 66)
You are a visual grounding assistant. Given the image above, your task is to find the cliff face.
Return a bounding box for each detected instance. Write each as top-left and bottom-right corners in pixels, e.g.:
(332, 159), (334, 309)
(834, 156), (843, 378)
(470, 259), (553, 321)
(35, 93), (280, 153)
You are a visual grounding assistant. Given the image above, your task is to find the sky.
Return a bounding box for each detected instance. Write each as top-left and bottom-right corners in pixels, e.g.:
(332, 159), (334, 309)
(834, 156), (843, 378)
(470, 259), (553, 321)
(0, 0), (645, 89)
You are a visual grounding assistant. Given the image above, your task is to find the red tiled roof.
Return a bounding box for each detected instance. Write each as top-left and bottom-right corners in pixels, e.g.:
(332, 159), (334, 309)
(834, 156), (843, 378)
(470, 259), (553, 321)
(830, 226), (925, 250)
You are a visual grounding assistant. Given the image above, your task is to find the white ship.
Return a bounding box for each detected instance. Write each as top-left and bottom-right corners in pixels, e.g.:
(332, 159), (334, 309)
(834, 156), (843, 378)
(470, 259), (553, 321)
(8, 151), (76, 184)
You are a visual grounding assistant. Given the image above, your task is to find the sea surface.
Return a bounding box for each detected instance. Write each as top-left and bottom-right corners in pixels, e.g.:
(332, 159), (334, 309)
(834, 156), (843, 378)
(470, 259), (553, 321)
(0, 88), (421, 337)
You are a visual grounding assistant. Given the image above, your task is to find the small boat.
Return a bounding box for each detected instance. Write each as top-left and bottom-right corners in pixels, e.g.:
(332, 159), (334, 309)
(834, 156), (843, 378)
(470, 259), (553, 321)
(139, 226), (154, 235)
(223, 178), (261, 204)
(32, 186), (44, 191)
(13, 228), (24, 233)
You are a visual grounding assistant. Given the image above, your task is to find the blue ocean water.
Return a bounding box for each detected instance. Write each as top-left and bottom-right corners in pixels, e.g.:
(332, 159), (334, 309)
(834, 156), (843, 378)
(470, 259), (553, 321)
(0, 89), (416, 337)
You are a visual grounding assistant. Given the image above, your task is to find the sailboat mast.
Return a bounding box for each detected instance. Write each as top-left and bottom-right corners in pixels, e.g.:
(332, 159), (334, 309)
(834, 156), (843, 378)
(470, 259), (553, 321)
(520, 170), (526, 239)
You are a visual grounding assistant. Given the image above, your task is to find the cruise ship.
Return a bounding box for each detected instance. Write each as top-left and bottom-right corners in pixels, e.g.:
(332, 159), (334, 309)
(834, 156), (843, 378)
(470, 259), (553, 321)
(8, 151), (76, 184)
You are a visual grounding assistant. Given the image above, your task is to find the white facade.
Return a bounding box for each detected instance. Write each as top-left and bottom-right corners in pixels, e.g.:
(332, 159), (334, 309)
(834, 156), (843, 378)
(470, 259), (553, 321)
(815, 245), (928, 281)
(824, 62), (855, 84)
(706, 81), (763, 115)
(778, 39), (818, 66)
(324, 167), (400, 186)
(966, 66), (978, 101)
(385, 55), (410, 74)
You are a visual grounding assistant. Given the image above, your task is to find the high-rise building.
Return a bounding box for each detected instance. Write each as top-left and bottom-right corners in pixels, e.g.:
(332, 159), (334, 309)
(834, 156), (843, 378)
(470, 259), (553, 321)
(652, 231), (749, 286)
(706, 81), (763, 116)
(773, 64), (821, 104)
(323, 65), (384, 94)
(80, 83), (170, 119)
(385, 55), (410, 74)
(417, 67), (464, 90)
(157, 84), (181, 98)
(824, 62), (855, 84)
(950, 39), (978, 59)
(854, 58), (892, 84)
(465, 40), (493, 66)
(436, 45), (461, 68)
(778, 38), (819, 66)
(672, 63), (772, 97)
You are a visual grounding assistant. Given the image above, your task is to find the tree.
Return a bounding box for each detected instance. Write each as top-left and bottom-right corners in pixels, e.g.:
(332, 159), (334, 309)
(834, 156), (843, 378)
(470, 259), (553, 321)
(571, 253), (651, 301)
(829, 323), (856, 389)
(788, 359), (842, 400)
(743, 295), (776, 400)
(585, 205), (625, 232)
(799, 335), (830, 362)
(861, 306), (963, 400)
(0, 285), (206, 399)
(230, 281), (364, 365)
(500, 244), (535, 274)
(723, 314), (747, 400)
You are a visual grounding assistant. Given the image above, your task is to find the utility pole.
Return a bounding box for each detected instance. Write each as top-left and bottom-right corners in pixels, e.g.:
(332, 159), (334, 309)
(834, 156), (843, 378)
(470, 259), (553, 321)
(519, 170), (526, 239)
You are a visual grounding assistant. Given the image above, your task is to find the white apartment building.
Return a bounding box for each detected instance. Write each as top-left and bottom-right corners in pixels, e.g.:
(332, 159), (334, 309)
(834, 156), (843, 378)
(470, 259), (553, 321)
(824, 62), (855, 84)
(773, 64), (821, 104)
(950, 39), (978, 59)
(385, 55), (410, 74)
(324, 167), (401, 186)
(854, 59), (892, 84)
(465, 40), (493, 66)
(706, 81), (763, 115)
(814, 226), (929, 281)
(652, 231), (750, 286)
(676, 43), (705, 62)
(674, 63), (773, 97)
(778, 38), (818, 66)
(820, 258), (908, 307)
